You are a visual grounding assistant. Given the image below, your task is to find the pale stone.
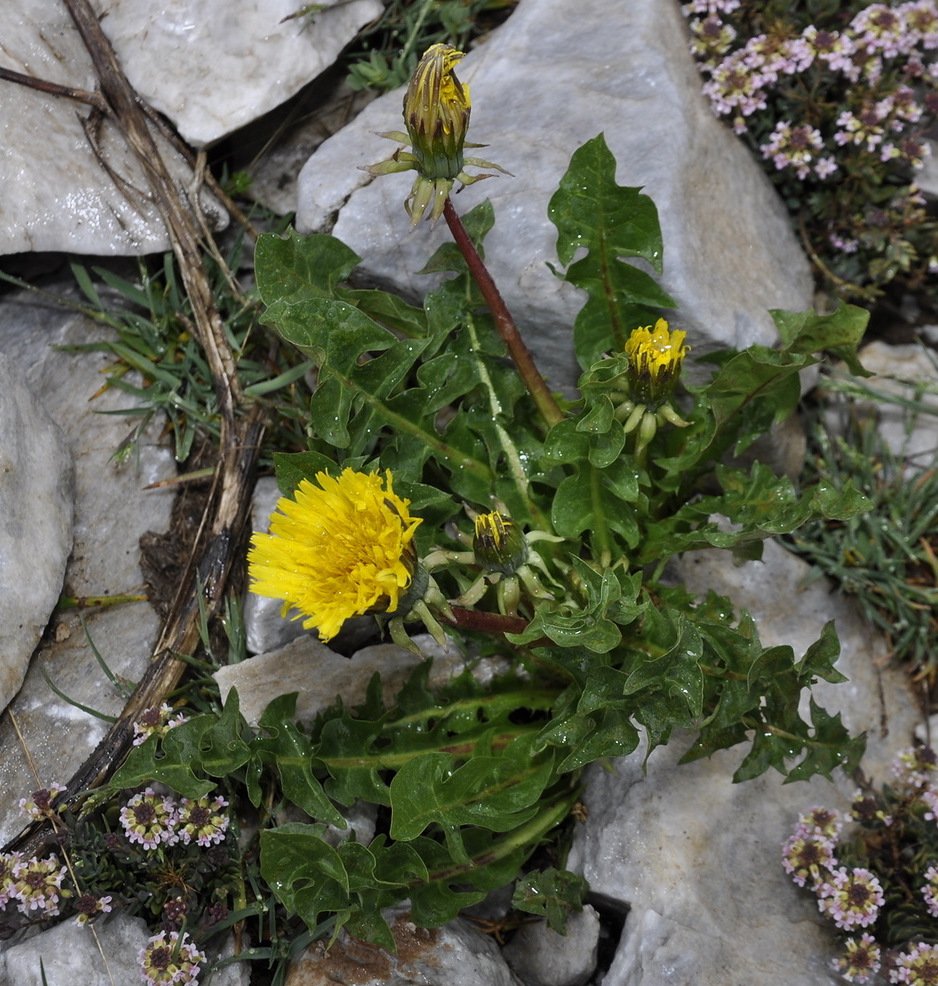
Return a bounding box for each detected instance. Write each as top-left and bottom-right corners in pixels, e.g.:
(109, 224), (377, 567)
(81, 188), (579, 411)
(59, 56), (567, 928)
(918, 139), (938, 198)
(3, 912), (150, 986)
(295, 0), (813, 390)
(829, 340), (938, 467)
(563, 539), (918, 986)
(0, 0), (226, 255)
(100, 0), (383, 147)
(0, 0), (380, 255)
(502, 905), (600, 986)
(0, 291), (174, 846)
(243, 476), (310, 655)
(0, 353), (73, 716)
(214, 633), (470, 728)
(286, 908), (524, 986)
(1, 911), (249, 986)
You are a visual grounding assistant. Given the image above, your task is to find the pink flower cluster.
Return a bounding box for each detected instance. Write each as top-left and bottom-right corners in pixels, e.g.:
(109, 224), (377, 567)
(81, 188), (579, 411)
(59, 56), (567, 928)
(119, 788), (230, 851)
(684, 0), (938, 173)
(139, 929), (206, 986)
(0, 852), (69, 919)
(784, 749), (938, 985)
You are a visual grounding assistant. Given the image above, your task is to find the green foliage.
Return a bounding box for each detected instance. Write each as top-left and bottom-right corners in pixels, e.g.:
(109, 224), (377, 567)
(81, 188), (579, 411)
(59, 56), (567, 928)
(109, 134), (874, 953)
(57, 221), (312, 464)
(784, 373), (938, 674)
(340, 0), (518, 93)
(511, 867), (589, 934)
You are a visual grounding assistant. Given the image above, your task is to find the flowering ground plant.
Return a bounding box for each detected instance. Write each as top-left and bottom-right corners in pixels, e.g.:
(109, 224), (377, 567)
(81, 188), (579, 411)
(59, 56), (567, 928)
(784, 746), (938, 984)
(684, 0), (938, 303)
(97, 44), (875, 961)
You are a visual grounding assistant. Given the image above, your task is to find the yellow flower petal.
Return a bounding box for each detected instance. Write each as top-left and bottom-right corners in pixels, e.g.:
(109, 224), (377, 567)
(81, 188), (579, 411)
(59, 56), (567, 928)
(623, 318), (689, 406)
(248, 469), (421, 642)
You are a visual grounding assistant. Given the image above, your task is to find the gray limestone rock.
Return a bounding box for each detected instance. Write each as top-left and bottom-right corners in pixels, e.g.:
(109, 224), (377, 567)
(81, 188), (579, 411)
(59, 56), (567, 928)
(98, 0), (383, 148)
(563, 539), (918, 986)
(286, 908), (524, 986)
(3, 912), (150, 986)
(0, 353), (73, 716)
(0, 0), (380, 255)
(295, 0), (813, 390)
(214, 632), (478, 728)
(828, 339), (938, 468)
(0, 291), (174, 846)
(502, 906), (600, 986)
(1, 911), (249, 986)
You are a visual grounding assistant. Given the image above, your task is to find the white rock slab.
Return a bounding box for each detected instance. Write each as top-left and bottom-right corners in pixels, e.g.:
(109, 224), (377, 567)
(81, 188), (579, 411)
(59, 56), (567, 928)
(0, 0), (380, 255)
(100, 0), (383, 147)
(563, 539), (918, 986)
(1, 911), (249, 986)
(831, 339), (938, 467)
(502, 905), (600, 986)
(295, 0), (813, 390)
(0, 290), (174, 846)
(286, 908), (524, 986)
(0, 0), (227, 255)
(214, 632), (474, 728)
(0, 353), (73, 716)
(3, 912), (151, 986)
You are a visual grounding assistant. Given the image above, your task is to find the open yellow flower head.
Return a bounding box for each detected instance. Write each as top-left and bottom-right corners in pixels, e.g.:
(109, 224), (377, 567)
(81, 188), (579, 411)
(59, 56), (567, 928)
(473, 511), (528, 575)
(404, 43), (471, 181)
(623, 318), (689, 407)
(248, 469), (422, 642)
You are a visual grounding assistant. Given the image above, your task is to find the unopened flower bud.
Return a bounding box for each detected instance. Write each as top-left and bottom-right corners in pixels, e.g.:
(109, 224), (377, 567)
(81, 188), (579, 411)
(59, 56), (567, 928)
(473, 511), (528, 575)
(404, 43), (471, 182)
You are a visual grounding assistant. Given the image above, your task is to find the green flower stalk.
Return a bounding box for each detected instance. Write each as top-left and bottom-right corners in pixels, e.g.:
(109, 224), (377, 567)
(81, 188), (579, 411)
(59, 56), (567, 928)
(363, 43), (508, 225)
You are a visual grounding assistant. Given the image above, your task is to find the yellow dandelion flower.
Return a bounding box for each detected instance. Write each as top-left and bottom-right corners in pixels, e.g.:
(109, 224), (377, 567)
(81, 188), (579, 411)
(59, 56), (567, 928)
(248, 469), (422, 642)
(624, 318), (689, 407)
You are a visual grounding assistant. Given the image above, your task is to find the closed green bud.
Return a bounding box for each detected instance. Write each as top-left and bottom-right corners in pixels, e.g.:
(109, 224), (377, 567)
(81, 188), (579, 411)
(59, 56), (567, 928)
(473, 511), (528, 575)
(404, 44), (471, 182)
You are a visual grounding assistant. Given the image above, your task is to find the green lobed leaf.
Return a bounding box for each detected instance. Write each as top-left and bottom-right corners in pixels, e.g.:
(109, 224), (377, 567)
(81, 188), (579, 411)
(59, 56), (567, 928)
(255, 693), (346, 827)
(771, 301), (871, 377)
(511, 867), (589, 934)
(259, 822), (350, 931)
(255, 228), (362, 306)
(548, 133), (674, 363)
(388, 734), (556, 862)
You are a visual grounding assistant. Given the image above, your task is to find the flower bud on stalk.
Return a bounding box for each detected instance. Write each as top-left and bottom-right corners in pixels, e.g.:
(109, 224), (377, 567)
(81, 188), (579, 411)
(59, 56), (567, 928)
(616, 318), (691, 462)
(363, 43), (509, 224)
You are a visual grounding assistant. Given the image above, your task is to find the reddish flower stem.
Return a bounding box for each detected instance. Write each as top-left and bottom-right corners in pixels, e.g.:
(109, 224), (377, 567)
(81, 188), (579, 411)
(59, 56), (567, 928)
(443, 197), (564, 428)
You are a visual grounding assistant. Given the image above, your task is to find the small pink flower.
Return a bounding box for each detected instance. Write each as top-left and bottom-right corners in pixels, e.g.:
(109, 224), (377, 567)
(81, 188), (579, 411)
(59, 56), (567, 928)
(782, 830), (837, 888)
(119, 788), (179, 850)
(832, 932), (881, 984)
(139, 930), (205, 986)
(890, 941), (938, 984)
(817, 867), (884, 931)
